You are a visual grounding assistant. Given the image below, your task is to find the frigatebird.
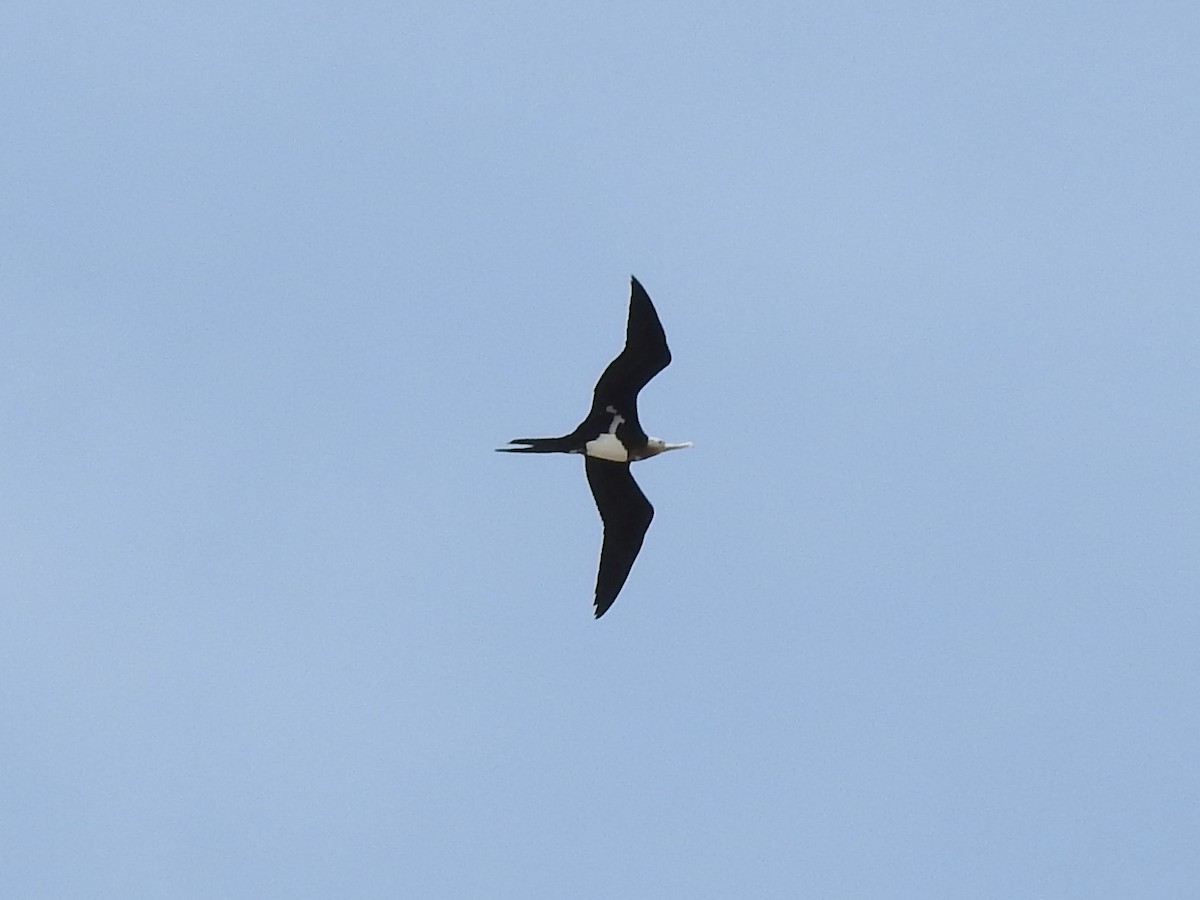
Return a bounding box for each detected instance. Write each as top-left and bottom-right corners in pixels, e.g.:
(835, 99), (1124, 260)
(498, 276), (691, 618)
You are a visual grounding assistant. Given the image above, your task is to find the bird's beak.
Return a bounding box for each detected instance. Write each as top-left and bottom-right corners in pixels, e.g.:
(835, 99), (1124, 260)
(661, 441), (693, 452)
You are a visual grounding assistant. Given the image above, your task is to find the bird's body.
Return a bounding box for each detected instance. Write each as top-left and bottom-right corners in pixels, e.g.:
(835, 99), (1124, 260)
(498, 277), (691, 618)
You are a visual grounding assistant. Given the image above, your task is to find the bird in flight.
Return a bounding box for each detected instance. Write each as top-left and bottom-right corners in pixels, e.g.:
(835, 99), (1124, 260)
(498, 276), (691, 618)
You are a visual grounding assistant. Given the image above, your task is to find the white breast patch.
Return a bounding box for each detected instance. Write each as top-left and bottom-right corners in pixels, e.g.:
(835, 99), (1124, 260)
(585, 432), (629, 462)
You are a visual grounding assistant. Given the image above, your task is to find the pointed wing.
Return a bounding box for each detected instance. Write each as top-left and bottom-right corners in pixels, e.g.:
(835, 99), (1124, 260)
(582, 277), (672, 443)
(585, 457), (655, 618)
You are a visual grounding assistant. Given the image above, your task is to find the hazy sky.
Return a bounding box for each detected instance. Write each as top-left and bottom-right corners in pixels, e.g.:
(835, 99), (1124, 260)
(3, 2), (1198, 897)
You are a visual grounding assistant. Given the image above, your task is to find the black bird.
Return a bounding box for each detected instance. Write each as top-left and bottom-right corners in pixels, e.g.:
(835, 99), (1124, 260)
(498, 276), (691, 618)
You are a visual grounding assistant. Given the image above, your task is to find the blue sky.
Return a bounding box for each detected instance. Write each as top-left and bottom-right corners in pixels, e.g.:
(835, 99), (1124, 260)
(3, 2), (1198, 897)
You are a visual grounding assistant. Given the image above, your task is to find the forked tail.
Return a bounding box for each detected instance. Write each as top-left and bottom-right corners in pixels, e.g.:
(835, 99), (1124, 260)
(495, 436), (576, 454)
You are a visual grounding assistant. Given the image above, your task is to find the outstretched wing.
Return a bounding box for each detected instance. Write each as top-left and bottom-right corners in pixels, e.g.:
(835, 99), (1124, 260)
(585, 457), (655, 618)
(581, 277), (672, 444)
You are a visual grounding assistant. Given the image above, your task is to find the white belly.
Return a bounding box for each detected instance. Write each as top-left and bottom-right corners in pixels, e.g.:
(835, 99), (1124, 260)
(584, 433), (629, 462)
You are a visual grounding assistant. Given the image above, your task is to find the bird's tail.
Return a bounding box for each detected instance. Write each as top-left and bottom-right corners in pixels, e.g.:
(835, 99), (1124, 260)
(496, 436), (576, 453)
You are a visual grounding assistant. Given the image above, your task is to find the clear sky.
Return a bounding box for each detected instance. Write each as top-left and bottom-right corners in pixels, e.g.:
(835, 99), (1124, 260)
(3, 2), (1198, 897)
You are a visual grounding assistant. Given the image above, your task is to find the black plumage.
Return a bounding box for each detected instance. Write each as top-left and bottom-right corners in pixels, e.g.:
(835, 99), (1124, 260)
(585, 457), (654, 618)
(497, 277), (671, 458)
(498, 276), (689, 618)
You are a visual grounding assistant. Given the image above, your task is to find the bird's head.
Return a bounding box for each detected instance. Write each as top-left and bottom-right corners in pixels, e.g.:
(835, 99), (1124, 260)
(643, 437), (693, 457)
